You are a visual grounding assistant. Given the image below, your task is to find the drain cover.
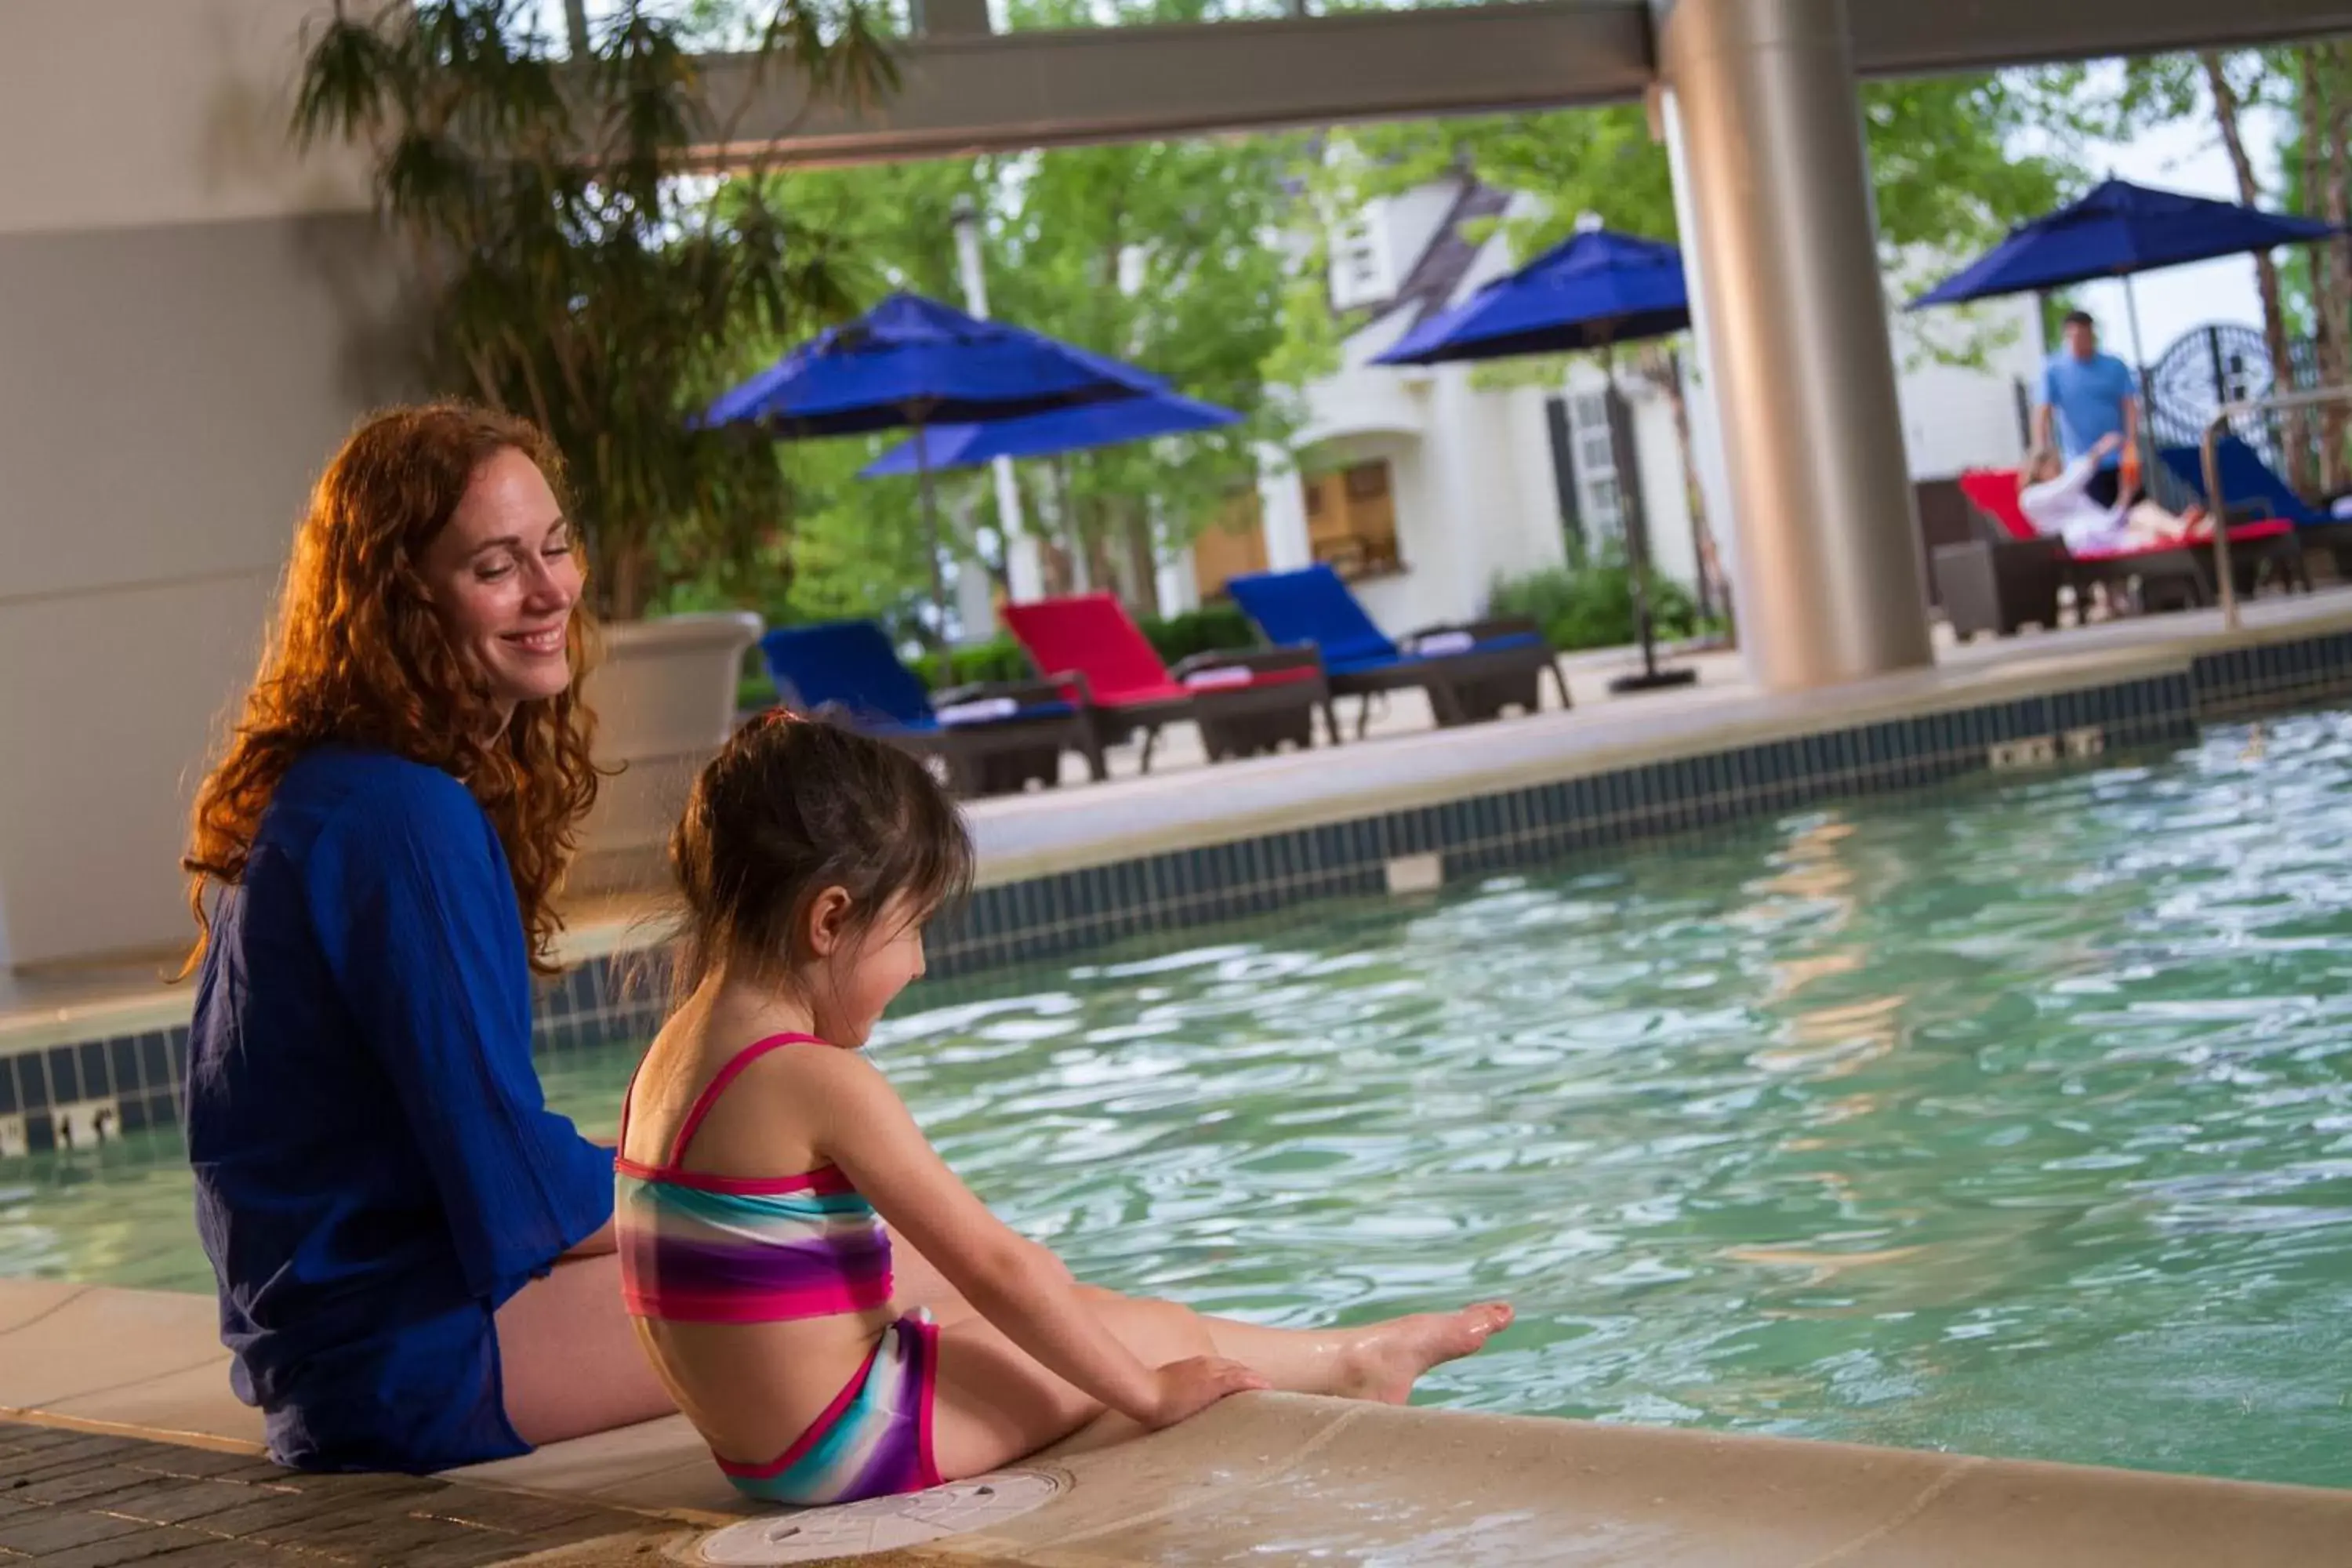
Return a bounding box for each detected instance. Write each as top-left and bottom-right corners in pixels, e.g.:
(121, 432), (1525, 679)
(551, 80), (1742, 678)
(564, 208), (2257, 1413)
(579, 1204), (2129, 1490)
(691, 1471), (1064, 1564)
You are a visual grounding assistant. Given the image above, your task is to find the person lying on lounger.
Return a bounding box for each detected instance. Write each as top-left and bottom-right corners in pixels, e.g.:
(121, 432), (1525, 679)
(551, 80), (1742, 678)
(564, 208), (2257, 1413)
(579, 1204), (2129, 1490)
(2018, 433), (2209, 555)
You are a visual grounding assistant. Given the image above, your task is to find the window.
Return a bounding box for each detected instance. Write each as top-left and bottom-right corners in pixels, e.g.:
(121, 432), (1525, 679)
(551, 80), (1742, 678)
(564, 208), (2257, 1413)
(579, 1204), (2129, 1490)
(1303, 459), (1402, 579)
(1327, 203), (1394, 310)
(1566, 390), (1623, 539)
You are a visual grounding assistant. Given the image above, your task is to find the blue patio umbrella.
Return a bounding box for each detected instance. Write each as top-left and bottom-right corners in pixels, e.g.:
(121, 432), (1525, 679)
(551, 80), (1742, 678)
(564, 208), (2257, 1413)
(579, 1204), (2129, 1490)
(1376, 227), (1691, 367)
(1374, 226), (1698, 694)
(859, 387), (1241, 596)
(703, 292), (1161, 637)
(1908, 177), (2337, 370)
(859, 388), (1241, 477)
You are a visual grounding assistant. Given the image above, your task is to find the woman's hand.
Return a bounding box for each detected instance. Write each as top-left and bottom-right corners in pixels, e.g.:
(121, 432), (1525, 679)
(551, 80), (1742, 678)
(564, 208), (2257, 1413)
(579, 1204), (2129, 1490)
(1142, 1356), (1268, 1430)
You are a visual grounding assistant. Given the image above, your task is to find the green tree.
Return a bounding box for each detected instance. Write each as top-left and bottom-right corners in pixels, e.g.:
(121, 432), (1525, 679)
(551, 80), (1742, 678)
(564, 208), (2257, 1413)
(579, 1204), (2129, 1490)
(1306, 69), (2105, 347)
(682, 49), (1306, 624)
(292, 0), (896, 621)
(981, 126), (1308, 615)
(2257, 45), (2352, 486)
(2109, 49), (2352, 488)
(1280, 71), (2117, 612)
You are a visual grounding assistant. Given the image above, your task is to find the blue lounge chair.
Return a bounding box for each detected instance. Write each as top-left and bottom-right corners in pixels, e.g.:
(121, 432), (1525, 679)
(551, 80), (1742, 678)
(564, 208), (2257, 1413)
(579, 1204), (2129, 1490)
(2156, 439), (2319, 593)
(758, 620), (1105, 796)
(1225, 564), (1568, 736)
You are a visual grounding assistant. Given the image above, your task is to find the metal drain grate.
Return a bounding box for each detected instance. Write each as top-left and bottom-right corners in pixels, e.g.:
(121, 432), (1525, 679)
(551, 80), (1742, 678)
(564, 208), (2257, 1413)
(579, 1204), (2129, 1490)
(691, 1471), (1064, 1564)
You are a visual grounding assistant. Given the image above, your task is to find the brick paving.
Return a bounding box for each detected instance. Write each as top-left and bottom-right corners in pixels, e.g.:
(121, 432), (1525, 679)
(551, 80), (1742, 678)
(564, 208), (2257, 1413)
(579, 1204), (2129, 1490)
(0, 1421), (665, 1566)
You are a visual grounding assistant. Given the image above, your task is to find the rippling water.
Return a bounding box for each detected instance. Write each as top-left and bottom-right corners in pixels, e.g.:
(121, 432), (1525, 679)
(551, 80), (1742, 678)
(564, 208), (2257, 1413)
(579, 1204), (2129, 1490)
(9, 713), (2352, 1486)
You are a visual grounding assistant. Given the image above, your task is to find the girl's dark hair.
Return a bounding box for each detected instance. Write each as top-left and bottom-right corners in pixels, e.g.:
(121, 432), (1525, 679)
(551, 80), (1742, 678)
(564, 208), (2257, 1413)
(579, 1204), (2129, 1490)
(667, 714), (975, 998)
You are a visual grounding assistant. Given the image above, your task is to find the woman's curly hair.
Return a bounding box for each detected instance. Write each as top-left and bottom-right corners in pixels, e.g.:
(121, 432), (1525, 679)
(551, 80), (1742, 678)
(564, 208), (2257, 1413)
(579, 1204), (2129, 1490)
(182, 403), (601, 976)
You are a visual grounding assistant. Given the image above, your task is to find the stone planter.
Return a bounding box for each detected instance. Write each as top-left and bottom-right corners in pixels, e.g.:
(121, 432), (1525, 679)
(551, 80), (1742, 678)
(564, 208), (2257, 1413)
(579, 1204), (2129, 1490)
(570, 611), (763, 898)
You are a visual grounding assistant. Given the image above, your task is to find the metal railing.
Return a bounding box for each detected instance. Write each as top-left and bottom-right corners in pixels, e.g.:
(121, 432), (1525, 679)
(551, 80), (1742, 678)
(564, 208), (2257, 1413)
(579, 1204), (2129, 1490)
(2202, 385), (2352, 631)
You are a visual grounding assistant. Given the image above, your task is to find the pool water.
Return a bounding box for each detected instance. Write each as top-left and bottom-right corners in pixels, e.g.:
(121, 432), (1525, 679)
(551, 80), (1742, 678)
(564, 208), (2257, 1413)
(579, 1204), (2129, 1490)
(8, 712), (2352, 1489)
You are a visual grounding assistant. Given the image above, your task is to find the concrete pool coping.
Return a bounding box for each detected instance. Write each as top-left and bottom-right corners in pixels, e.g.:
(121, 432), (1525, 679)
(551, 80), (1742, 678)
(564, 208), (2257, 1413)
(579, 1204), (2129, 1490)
(8, 589), (2352, 1064)
(2, 1279), (2348, 1565)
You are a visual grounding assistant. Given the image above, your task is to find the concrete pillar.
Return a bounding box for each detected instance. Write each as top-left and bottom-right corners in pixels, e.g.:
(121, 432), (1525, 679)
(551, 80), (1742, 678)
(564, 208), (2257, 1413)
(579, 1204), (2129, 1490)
(1652, 0), (1933, 690)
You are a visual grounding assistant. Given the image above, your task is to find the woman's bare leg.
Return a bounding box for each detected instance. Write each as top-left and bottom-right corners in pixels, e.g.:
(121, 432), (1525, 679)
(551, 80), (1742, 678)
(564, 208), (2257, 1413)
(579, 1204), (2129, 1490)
(495, 1251), (677, 1446)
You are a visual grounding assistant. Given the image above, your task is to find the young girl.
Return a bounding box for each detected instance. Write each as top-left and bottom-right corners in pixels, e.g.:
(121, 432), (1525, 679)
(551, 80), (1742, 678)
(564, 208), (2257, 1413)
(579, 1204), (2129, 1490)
(618, 715), (1512, 1506)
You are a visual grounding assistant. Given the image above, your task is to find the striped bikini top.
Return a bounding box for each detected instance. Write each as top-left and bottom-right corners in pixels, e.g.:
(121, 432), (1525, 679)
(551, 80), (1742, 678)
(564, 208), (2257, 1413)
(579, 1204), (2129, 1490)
(614, 1033), (895, 1324)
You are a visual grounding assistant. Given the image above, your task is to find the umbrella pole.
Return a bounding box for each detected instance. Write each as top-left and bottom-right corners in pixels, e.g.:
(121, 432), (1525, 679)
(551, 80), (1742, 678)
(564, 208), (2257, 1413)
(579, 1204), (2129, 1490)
(2122, 274), (2151, 387)
(1600, 343), (1697, 695)
(2122, 274), (2154, 483)
(914, 421), (950, 650)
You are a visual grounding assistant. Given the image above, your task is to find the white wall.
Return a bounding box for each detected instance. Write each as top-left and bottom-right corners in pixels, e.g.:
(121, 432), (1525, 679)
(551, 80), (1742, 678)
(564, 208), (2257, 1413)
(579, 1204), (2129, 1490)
(0, 0), (372, 235)
(0, 0), (404, 967)
(1628, 391), (1700, 591)
(1379, 183), (1461, 289)
(1314, 431), (1439, 631)
(1891, 293), (2041, 477)
(1291, 365), (1570, 637)
(1496, 383), (1570, 595)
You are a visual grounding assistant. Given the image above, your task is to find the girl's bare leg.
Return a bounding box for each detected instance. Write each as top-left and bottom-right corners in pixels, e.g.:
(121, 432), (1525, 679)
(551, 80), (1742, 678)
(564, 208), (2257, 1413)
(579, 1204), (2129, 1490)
(931, 1293), (1217, 1480)
(1127, 1292), (1514, 1404)
(894, 1229), (1509, 1409)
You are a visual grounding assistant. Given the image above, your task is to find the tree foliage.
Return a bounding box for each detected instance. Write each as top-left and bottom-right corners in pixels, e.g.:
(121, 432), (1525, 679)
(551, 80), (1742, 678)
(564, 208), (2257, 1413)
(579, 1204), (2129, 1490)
(291, 0), (898, 620)
(1297, 69), (2108, 372)
(683, 0), (1310, 625)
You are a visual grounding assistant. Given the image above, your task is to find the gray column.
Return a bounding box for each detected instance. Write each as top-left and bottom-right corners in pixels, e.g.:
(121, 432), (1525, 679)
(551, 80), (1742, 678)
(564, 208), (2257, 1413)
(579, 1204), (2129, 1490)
(1652, 0), (1933, 691)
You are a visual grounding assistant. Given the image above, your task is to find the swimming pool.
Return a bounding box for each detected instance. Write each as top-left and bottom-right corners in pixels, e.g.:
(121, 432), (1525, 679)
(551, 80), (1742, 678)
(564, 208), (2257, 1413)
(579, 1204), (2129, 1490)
(6, 710), (2350, 1489)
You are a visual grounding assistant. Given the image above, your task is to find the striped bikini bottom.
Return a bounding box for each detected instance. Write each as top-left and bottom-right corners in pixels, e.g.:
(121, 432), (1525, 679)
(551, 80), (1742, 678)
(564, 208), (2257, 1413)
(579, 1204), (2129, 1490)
(714, 1311), (942, 1506)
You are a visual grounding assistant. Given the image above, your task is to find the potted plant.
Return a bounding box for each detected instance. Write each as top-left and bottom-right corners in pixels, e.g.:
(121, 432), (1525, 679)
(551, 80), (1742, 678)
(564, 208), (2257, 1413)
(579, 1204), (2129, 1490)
(290, 0), (894, 891)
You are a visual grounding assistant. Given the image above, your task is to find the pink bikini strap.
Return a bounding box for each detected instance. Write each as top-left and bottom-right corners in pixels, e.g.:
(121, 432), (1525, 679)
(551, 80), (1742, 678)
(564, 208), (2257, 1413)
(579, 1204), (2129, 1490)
(665, 1033), (829, 1170)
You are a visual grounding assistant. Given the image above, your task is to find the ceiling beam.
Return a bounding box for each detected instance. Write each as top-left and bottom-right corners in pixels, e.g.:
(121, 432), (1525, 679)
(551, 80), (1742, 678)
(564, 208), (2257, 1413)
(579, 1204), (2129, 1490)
(1847, 0), (2352, 74)
(693, 4), (1653, 167)
(696, 0), (2352, 168)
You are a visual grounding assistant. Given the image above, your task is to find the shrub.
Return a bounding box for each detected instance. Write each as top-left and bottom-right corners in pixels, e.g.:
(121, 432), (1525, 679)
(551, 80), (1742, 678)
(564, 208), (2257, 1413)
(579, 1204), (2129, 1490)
(1139, 604), (1259, 666)
(1486, 556), (1701, 652)
(910, 637), (1034, 691)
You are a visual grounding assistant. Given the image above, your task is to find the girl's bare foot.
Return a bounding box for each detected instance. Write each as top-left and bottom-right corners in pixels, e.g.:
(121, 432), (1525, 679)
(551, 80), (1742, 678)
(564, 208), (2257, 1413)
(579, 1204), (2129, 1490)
(1335, 1303), (1515, 1404)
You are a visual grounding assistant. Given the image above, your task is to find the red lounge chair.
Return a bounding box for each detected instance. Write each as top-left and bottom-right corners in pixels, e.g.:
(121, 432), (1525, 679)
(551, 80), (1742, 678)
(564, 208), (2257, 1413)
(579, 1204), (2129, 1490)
(1937, 469), (2294, 637)
(1003, 593), (1334, 771)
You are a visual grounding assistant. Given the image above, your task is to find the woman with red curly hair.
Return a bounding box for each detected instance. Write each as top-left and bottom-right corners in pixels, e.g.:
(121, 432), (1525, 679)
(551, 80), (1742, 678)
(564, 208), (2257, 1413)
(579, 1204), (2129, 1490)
(181, 405), (673, 1472)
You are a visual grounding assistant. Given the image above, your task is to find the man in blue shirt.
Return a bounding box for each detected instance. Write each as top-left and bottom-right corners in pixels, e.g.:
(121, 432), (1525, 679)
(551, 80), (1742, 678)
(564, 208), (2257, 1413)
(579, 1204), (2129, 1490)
(2036, 310), (2140, 508)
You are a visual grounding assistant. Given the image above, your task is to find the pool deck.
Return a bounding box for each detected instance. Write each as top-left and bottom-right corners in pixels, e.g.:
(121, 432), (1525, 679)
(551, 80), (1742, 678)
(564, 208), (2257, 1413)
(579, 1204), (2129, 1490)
(9, 588), (2352, 1058)
(2, 1279), (2350, 1565)
(9, 598), (2352, 1555)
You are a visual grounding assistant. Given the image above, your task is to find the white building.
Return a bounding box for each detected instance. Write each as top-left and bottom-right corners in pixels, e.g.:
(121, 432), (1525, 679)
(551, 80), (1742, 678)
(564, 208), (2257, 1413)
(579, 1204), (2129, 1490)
(1184, 175), (2047, 635)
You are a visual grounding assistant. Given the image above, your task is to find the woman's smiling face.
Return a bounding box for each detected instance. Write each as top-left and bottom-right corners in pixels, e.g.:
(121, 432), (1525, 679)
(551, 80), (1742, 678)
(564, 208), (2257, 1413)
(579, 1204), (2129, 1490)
(421, 447), (583, 719)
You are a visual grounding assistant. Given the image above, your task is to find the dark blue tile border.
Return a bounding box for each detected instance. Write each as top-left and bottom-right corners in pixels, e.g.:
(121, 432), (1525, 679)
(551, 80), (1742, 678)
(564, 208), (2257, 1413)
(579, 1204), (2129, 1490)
(920, 664), (2214, 981)
(6, 623), (2350, 1152)
(2190, 629), (2352, 720)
